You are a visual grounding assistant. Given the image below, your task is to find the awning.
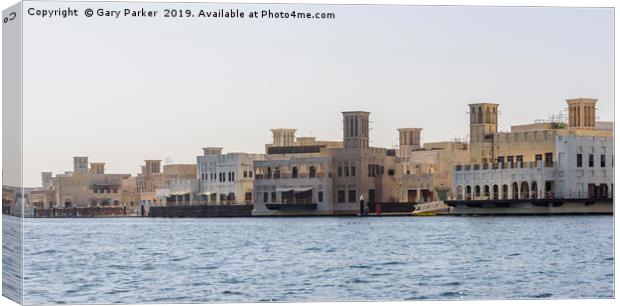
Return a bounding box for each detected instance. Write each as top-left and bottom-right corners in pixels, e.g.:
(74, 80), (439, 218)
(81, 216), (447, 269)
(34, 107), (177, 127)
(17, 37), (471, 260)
(170, 191), (190, 196)
(294, 187), (313, 193)
(276, 187), (295, 193)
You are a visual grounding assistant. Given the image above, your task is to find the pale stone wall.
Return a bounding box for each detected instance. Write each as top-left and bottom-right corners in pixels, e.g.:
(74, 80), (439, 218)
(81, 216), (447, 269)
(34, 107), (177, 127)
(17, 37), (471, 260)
(555, 134), (614, 198)
(452, 134), (614, 200)
(253, 157), (333, 216)
(197, 151), (266, 204)
(398, 145), (469, 202)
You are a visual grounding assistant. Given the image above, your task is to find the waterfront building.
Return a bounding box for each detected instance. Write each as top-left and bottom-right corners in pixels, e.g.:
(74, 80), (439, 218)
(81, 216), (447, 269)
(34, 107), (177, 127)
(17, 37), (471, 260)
(452, 98), (614, 201)
(120, 176), (139, 207)
(136, 160), (165, 206)
(28, 189), (55, 209)
(154, 164), (199, 206)
(253, 111), (401, 216)
(51, 157), (131, 207)
(2, 186), (17, 206)
(396, 139), (469, 202)
(253, 156), (333, 215)
(197, 147), (266, 204)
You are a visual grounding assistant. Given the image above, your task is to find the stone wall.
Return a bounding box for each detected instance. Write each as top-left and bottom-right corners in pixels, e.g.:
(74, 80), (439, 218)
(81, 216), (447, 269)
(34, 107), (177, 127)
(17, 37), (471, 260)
(148, 204), (254, 217)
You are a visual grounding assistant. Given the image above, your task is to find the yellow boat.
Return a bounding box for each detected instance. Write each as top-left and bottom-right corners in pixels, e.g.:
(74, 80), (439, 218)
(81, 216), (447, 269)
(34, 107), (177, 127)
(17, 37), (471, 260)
(411, 211), (437, 216)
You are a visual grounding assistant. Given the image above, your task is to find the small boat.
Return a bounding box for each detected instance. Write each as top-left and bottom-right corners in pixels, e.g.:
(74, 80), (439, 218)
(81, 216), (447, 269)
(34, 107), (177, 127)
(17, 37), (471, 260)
(411, 211), (436, 216)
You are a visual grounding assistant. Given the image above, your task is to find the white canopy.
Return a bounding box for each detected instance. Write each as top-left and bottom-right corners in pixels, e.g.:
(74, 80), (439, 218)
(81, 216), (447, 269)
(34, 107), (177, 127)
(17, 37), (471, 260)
(276, 187), (295, 193)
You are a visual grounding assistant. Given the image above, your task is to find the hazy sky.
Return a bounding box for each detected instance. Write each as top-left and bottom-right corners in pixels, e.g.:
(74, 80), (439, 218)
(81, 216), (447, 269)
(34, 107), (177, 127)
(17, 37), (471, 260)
(21, 2), (613, 186)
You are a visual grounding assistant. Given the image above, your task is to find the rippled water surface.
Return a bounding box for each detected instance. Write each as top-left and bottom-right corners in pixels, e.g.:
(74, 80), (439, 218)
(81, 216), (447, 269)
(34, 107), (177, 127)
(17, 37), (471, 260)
(23, 216), (613, 304)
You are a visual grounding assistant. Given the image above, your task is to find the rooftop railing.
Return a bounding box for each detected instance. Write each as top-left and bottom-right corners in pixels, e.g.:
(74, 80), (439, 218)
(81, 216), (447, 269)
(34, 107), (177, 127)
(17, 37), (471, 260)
(454, 161), (556, 172)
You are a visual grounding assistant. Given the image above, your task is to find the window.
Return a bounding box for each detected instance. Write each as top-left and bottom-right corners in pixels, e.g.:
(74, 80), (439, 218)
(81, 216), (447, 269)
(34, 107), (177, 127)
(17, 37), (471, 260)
(516, 155), (523, 165)
(263, 192), (269, 203)
(545, 152), (553, 166)
(588, 154), (594, 167)
(577, 154), (583, 167)
(292, 167), (298, 178)
(318, 191), (323, 202)
(243, 171), (247, 178)
(249, 171), (253, 178)
(601, 155), (606, 167)
(271, 192), (276, 202)
(388, 169), (395, 176)
(337, 166), (343, 177)
(497, 156), (505, 164)
(309, 166), (316, 178)
(351, 166), (356, 177)
(274, 167), (281, 179)
(348, 190), (357, 203)
(337, 190), (346, 203)
(344, 165), (349, 177)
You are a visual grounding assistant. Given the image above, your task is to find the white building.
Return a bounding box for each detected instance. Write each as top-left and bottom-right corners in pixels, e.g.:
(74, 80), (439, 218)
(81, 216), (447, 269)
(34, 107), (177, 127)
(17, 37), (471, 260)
(196, 147), (266, 204)
(452, 134), (614, 200)
(555, 134), (614, 199)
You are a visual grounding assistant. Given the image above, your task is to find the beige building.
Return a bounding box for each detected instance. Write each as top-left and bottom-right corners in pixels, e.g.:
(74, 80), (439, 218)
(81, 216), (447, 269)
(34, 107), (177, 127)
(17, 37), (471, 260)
(136, 160), (165, 206)
(396, 139), (469, 202)
(155, 164), (199, 206)
(254, 111), (402, 215)
(468, 98), (612, 166)
(28, 189), (55, 209)
(265, 128), (343, 155)
(51, 157), (131, 208)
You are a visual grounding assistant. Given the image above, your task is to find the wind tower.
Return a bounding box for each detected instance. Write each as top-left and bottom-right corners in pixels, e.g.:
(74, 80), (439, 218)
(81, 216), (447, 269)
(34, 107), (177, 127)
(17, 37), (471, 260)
(566, 98), (597, 130)
(397, 128), (422, 156)
(468, 103), (499, 163)
(342, 111), (370, 149)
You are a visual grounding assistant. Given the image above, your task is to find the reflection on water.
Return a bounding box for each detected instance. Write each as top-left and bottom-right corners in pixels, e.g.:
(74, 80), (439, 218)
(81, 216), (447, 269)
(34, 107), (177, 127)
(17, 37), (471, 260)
(3, 215), (23, 304)
(23, 216), (613, 304)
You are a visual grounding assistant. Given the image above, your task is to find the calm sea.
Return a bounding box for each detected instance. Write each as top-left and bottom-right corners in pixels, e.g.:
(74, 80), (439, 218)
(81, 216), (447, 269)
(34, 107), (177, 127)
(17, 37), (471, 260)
(17, 215), (614, 304)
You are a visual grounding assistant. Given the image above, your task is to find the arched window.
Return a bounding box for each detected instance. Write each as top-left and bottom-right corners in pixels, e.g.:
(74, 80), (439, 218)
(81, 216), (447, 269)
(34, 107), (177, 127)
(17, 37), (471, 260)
(292, 167), (299, 179)
(521, 182), (530, 199)
(531, 181), (538, 199)
(309, 166), (316, 178)
(512, 182), (519, 199)
(502, 184), (509, 199)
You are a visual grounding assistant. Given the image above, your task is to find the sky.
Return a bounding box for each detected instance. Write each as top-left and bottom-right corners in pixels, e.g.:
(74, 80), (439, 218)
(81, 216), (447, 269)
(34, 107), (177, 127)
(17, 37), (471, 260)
(20, 2), (613, 187)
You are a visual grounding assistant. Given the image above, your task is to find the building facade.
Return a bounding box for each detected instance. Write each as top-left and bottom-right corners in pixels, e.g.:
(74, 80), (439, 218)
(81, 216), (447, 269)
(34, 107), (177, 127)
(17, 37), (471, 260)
(253, 157), (333, 215)
(51, 157), (131, 208)
(453, 98), (614, 201)
(197, 147), (266, 204)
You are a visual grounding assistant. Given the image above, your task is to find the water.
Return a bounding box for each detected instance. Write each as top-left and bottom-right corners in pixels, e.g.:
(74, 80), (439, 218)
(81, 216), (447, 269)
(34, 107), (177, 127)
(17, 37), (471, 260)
(2, 215), (23, 304)
(21, 216), (613, 304)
